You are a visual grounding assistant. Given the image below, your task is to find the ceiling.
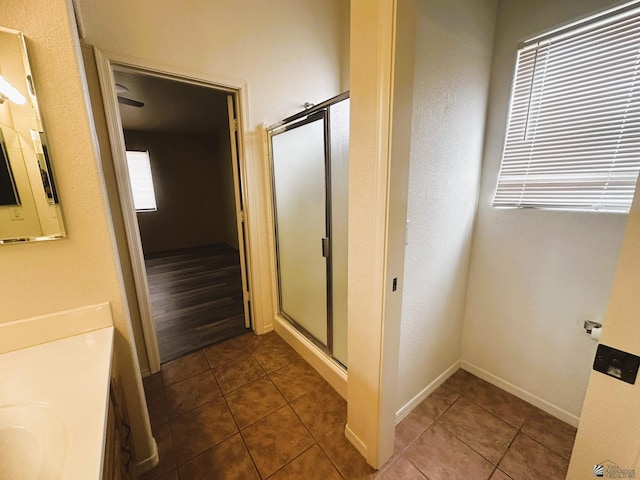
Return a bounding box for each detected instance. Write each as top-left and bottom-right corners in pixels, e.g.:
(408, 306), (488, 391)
(113, 70), (230, 136)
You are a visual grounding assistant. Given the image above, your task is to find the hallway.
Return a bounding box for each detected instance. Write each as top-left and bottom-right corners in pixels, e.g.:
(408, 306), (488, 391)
(140, 332), (576, 479)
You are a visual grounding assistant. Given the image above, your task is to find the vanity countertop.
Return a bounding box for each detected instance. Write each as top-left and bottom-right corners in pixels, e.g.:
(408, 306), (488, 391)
(0, 314), (114, 479)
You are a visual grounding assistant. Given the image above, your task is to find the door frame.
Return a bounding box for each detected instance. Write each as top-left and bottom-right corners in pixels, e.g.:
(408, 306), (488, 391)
(93, 48), (256, 374)
(268, 110), (334, 355)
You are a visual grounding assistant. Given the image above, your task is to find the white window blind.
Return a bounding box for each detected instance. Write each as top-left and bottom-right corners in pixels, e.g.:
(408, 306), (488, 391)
(493, 5), (640, 213)
(125, 150), (157, 212)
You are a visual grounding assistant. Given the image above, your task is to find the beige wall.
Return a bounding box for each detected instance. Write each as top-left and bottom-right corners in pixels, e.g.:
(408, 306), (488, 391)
(460, 0), (629, 424)
(347, 0), (416, 466)
(396, 0), (497, 414)
(124, 129), (237, 254)
(74, 0), (348, 335)
(74, 0), (346, 128)
(0, 0), (154, 466)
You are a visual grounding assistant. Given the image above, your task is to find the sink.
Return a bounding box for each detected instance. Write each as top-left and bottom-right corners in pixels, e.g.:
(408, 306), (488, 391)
(0, 403), (66, 480)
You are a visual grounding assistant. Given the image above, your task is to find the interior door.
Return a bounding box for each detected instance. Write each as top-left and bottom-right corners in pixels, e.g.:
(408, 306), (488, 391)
(270, 113), (330, 347)
(227, 95), (252, 329)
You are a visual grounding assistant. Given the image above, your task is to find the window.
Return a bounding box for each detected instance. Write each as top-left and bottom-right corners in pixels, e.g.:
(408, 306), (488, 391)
(125, 150), (157, 212)
(493, 3), (640, 213)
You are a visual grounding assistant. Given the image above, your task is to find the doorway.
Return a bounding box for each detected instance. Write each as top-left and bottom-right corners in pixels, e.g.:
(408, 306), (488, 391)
(96, 59), (253, 369)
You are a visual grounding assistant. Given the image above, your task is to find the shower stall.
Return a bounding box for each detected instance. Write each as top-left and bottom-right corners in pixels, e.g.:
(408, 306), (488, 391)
(268, 92), (349, 367)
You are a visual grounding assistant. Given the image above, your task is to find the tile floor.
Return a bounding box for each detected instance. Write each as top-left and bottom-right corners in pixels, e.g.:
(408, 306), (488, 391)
(140, 331), (577, 480)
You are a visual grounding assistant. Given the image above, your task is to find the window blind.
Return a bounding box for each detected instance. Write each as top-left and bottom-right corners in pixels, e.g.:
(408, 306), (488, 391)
(493, 6), (640, 213)
(125, 151), (157, 211)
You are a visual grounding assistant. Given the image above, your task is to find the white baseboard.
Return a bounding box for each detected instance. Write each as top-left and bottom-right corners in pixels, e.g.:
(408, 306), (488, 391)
(136, 437), (158, 474)
(460, 360), (580, 427)
(345, 423), (368, 458)
(259, 323), (274, 335)
(395, 361), (460, 424)
(273, 316), (347, 399)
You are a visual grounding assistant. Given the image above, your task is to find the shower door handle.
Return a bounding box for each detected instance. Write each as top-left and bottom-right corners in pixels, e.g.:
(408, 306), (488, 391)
(321, 237), (329, 258)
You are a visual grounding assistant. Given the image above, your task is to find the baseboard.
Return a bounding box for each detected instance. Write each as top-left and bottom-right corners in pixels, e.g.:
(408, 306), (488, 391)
(395, 360), (460, 424)
(345, 423), (368, 458)
(140, 368), (151, 378)
(460, 360), (580, 427)
(136, 437), (158, 474)
(273, 316), (348, 399)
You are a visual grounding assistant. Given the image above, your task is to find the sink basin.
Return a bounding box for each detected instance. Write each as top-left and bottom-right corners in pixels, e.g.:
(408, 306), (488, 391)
(0, 403), (66, 480)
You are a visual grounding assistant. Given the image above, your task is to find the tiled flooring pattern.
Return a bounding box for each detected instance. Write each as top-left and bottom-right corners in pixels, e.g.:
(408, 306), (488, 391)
(140, 332), (577, 480)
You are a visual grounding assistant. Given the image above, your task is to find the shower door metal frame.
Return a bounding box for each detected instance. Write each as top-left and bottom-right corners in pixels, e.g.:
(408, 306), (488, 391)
(268, 91), (350, 360)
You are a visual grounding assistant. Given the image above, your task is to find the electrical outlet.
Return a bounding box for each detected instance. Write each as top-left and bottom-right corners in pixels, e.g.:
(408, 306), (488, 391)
(9, 207), (23, 220)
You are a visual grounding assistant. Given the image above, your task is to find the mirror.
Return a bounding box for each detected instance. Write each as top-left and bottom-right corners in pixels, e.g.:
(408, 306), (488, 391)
(0, 26), (65, 244)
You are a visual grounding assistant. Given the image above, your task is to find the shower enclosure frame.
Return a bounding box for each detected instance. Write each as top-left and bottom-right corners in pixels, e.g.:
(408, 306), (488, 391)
(267, 91), (349, 364)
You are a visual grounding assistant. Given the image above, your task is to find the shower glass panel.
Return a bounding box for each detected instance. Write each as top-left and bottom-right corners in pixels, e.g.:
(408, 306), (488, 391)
(271, 113), (329, 346)
(329, 98), (349, 366)
(269, 92), (349, 367)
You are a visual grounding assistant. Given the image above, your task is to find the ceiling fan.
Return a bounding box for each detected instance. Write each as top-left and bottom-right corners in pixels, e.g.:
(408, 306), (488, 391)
(115, 84), (144, 108)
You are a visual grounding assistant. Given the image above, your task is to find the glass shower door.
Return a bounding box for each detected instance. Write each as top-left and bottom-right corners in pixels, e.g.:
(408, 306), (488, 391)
(271, 113), (330, 346)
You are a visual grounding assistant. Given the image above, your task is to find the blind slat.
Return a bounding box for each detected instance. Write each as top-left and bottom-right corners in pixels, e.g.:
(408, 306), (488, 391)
(494, 5), (640, 213)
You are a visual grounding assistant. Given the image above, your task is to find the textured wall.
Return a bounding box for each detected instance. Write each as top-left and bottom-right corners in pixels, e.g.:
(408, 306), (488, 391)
(0, 0), (153, 465)
(397, 0), (497, 412)
(461, 0), (629, 421)
(74, 0), (348, 334)
(74, 0), (346, 128)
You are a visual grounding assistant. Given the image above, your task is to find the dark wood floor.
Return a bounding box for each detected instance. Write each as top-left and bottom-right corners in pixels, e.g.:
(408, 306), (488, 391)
(145, 243), (248, 363)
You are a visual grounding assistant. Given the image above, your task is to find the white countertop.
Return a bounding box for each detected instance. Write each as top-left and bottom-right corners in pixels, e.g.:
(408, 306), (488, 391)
(0, 325), (114, 479)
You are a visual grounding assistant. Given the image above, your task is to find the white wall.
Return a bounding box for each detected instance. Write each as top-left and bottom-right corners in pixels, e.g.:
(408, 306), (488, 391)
(74, 0), (347, 337)
(0, 0), (154, 466)
(396, 0), (497, 413)
(461, 0), (630, 422)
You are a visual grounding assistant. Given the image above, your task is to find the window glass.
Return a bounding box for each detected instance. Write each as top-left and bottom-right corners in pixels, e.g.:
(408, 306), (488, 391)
(126, 150), (157, 212)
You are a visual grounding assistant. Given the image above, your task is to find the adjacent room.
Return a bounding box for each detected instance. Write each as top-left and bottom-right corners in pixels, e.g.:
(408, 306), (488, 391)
(114, 70), (249, 363)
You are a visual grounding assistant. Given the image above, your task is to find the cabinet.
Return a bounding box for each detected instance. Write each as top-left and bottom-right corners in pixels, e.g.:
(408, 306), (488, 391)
(102, 375), (136, 479)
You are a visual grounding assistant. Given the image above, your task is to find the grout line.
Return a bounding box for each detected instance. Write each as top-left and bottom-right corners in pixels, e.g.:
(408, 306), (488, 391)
(490, 424), (521, 478)
(518, 430), (572, 461)
(208, 342), (262, 479)
(315, 439), (348, 480)
(436, 389), (523, 471)
(229, 337), (326, 479)
(154, 333), (352, 479)
(445, 378), (569, 478)
(263, 444), (318, 480)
